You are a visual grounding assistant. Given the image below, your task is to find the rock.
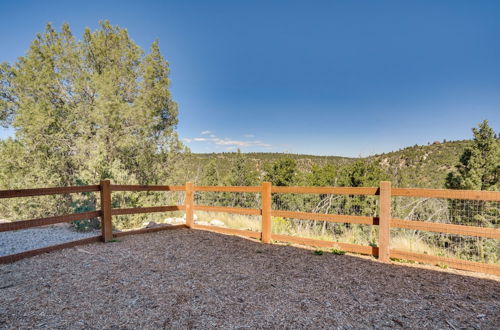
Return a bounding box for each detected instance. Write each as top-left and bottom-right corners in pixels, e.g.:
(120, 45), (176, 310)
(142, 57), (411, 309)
(210, 219), (225, 227)
(145, 222), (161, 228)
(0, 219), (11, 224)
(197, 221), (210, 226)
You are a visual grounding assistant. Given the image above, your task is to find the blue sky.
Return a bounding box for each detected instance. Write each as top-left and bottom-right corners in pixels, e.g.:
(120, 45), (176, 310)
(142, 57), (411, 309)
(1, 0), (499, 157)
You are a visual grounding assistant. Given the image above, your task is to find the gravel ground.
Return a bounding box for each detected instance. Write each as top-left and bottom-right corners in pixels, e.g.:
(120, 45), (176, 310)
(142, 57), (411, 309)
(0, 228), (499, 329)
(0, 226), (100, 257)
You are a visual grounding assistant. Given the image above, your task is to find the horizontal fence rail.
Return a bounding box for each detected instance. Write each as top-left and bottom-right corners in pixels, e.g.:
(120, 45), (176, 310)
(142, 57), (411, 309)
(0, 185), (100, 198)
(0, 211), (102, 233)
(271, 186), (379, 195)
(0, 180), (499, 276)
(392, 187), (500, 201)
(110, 184), (185, 192)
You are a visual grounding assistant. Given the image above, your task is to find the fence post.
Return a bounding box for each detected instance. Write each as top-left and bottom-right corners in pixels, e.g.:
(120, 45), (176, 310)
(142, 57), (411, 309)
(261, 182), (272, 243)
(185, 182), (194, 228)
(100, 180), (113, 242)
(378, 181), (391, 262)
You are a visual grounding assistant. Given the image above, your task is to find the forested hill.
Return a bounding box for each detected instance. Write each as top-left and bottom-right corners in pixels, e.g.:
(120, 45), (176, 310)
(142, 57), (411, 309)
(188, 140), (473, 189)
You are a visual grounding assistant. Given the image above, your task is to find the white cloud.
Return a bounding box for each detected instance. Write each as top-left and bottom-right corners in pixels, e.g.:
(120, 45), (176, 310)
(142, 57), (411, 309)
(183, 133), (272, 149)
(213, 138), (271, 148)
(201, 130), (212, 135)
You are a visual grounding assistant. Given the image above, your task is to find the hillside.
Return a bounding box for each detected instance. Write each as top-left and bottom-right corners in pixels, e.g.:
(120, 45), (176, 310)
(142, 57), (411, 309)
(188, 140), (473, 189)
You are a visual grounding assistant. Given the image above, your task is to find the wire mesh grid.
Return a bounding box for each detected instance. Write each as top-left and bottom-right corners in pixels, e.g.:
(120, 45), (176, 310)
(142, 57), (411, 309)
(271, 193), (379, 245)
(391, 197), (499, 265)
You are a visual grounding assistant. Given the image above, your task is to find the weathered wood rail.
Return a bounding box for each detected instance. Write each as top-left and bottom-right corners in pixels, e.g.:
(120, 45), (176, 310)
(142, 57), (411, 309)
(0, 181), (499, 276)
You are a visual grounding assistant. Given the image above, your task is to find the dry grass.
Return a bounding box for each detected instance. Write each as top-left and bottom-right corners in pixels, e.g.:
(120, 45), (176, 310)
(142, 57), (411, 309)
(391, 232), (447, 256)
(1, 228), (499, 329)
(195, 211), (261, 231)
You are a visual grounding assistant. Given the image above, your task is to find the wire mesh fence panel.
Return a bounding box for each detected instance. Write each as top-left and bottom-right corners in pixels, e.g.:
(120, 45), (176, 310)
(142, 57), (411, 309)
(271, 193), (379, 246)
(111, 191), (185, 230)
(391, 197), (499, 265)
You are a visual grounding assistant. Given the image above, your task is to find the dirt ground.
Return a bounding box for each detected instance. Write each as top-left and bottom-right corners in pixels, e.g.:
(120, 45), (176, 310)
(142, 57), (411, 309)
(1, 228), (499, 329)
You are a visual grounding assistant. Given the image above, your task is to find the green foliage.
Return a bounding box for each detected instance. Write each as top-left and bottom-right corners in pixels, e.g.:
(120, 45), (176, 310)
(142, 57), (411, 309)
(190, 140), (471, 190)
(0, 22), (185, 228)
(446, 120), (499, 191)
(338, 160), (388, 187)
(264, 157), (298, 186)
(330, 248), (346, 255)
(307, 164), (337, 186)
(313, 249), (323, 255)
(202, 159), (220, 186)
(227, 150), (258, 186)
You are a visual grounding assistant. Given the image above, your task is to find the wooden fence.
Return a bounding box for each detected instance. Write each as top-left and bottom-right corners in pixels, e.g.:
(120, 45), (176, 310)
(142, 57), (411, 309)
(0, 181), (499, 276)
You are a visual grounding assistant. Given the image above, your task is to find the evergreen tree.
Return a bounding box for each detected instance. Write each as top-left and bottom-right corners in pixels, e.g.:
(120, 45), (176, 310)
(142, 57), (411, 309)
(264, 157), (297, 186)
(446, 120), (499, 191)
(339, 160), (388, 187)
(225, 150), (258, 207)
(202, 159), (220, 186)
(444, 120), (499, 261)
(227, 150), (258, 186)
(263, 157), (298, 210)
(200, 159), (220, 205)
(0, 22), (184, 228)
(307, 164), (337, 187)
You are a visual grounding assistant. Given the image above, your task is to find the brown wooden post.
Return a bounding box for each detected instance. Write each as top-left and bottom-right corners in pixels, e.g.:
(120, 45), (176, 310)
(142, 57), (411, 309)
(378, 181), (391, 262)
(185, 182), (194, 228)
(100, 180), (113, 242)
(261, 182), (272, 243)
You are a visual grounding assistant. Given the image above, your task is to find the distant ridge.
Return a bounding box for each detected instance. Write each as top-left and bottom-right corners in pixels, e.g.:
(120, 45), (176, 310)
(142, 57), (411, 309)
(189, 140), (474, 188)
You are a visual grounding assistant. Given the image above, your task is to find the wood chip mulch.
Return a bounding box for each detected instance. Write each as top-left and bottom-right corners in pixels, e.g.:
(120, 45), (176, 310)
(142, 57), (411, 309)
(0, 228), (499, 329)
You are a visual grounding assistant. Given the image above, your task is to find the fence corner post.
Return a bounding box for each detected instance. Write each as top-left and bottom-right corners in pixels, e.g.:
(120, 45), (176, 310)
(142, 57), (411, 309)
(261, 182), (272, 243)
(100, 180), (113, 242)
(378, 181), (392, 262)
(185, 182), (194, 228)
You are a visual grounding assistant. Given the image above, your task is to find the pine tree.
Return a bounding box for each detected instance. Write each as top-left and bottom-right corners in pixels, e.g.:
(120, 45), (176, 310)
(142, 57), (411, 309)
(446, 120), (499, 191)
(200, 159), (220, 205)
(307, 164), (337, 187)
(225, 150), (258, 207)
(264, 157), (297, 186)
(0, 22), (184, 228)
(445, 120), (499, 261)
